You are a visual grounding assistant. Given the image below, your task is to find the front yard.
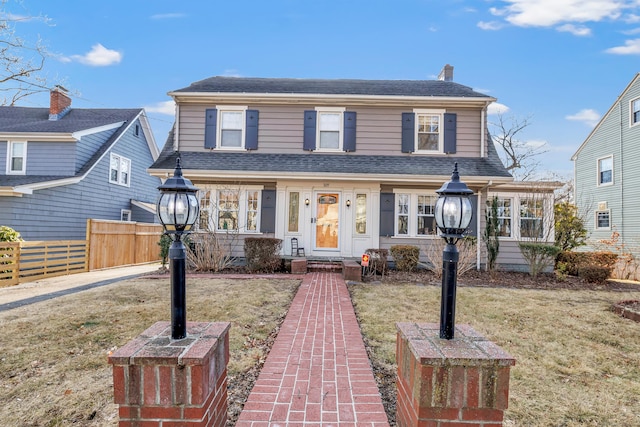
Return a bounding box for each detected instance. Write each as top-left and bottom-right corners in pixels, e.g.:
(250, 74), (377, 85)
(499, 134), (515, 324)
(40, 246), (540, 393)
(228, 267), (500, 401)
(1, 272), (639, 426)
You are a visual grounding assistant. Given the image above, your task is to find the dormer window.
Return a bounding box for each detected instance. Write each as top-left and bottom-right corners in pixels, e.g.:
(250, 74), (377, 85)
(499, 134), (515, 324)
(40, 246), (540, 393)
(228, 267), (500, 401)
(6, 141), (26, 175)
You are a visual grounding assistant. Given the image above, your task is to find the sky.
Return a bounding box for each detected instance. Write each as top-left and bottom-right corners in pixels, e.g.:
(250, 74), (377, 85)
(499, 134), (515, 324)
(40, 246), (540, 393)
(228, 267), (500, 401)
(4, 0), (640, 181)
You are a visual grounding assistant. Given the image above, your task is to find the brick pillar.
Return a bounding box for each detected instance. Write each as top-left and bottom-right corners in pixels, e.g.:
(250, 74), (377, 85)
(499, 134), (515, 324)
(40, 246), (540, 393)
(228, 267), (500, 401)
(108, 321), (231, 427)
(396, 323), (515, 427)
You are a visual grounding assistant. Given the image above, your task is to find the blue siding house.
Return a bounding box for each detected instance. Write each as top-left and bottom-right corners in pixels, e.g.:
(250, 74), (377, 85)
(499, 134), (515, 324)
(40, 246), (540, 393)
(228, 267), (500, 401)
(0, 87), (161, 240)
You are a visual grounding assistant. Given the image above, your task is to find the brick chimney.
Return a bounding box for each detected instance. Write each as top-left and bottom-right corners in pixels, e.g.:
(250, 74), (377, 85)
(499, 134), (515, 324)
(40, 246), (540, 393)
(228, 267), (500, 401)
(49, 85), (71, 120)
(438, 64), (454, 82)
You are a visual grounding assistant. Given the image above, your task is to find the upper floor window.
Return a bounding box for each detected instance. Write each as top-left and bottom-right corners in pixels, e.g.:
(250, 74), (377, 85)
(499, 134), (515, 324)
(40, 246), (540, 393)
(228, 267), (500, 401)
(417, 114), (441, 152)
(110, 153), (131, 187)
(220, 110), (244, 148)
(7, 141), (26, 174)
(318, 112), (342, 150)
(597, 156), (613, 186)
(395, 191), (438, 237)
(632, 98), (640, 126)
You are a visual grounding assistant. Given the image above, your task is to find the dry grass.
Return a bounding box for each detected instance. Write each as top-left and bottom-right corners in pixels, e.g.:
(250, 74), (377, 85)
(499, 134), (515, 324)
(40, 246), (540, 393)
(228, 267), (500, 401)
(0, 277), (299, 427)
(350, 283), (640, 427)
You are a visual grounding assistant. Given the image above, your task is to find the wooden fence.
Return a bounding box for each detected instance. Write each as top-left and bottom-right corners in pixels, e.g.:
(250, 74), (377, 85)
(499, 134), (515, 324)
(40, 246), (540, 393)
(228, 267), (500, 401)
(0, 240), (88, 287)
(86, 219), (163, 270)
(0, 220), (163, 287)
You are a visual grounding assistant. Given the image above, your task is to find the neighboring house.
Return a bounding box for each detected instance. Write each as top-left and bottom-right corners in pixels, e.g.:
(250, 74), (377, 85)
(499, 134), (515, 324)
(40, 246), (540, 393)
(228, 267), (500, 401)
(572, 73), (640, 256)
(149, 66), (557, 270)
(0, 86), (161, 240)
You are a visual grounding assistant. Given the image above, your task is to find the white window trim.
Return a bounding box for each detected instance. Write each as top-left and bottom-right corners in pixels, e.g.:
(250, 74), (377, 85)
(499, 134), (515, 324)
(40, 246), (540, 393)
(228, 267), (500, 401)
(314, 106), (345, 152)
(488, 192), (553, 241)
(630, 97), (640, 127)
(486, 196), (514, 239)
(120, 209), (132, 222)
(596, 155), (613, 187)
(413, 108), (446, 154)
(109, 153), (132, 187)
(6, 141), (26, 175)
(392, 189), (439, 238)
(215, 105), (248, 151)
(199, 184), (264, 234)
(595, 210), (611, 230)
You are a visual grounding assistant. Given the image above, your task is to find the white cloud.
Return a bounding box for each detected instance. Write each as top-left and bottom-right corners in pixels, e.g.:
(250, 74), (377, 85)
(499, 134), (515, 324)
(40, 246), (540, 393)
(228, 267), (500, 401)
(566, 108), (601, 126)
(477, 20), (503, 30)
(622, 27), (640, 34)
(556, 23), (592, 36)
(490, 0), (625, 27)
(625, 13), (640, 23)
(487, 102), (510, 115)
(70, 44), (122, 66)
(144, 101), (175, 116)
(605, 38), (640, 54)
(150, 13), (186, 20)
(524, 139), (549, 150)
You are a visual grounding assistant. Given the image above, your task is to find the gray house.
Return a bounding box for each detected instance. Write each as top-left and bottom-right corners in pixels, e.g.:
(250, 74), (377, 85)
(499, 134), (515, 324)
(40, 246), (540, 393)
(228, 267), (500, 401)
(149, 66), (557, 270)
(572, 73), (640, 256)
(0, 87), (161, 240)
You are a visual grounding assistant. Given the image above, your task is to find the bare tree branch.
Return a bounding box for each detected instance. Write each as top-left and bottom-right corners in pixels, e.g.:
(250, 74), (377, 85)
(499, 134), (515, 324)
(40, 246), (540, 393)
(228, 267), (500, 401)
(489, 113), (548, 181)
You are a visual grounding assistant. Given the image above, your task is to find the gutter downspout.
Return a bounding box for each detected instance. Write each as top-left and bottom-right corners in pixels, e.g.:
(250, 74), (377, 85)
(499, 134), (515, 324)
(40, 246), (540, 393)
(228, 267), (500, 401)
(476, 180), (493, 270)
(173, 102), (180, 152)
(481, 106), (486, 158)
(619, 101), (624, 244)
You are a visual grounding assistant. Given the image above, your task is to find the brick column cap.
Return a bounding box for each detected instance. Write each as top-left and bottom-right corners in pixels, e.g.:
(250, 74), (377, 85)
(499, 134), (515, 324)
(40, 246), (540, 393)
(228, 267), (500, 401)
(108, 321), (231, 366)
(396, 322), (515, 367)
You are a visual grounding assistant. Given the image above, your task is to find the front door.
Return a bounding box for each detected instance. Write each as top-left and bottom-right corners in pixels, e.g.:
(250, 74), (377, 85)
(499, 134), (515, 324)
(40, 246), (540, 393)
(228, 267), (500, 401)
(314, 192), (340, 251)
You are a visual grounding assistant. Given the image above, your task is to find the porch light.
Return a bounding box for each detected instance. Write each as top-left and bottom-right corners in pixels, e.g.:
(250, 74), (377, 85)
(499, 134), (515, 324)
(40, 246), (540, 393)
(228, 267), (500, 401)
(305, 198), (310, 206)
(346, 199), (351, 207)
(435, 163), (474, 340)
(156, 158), (200, 339)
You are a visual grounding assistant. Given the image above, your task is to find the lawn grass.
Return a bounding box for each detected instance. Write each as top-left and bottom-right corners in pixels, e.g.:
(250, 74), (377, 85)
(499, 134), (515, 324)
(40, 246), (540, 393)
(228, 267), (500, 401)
(0, 277), (299, 426)
(350, 283), (640, 427)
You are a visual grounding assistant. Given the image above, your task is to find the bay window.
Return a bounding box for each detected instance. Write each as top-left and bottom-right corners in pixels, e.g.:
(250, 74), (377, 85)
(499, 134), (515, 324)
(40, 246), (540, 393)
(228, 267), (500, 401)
(198, 186), (262, 233)
(394, 191), (438, 237)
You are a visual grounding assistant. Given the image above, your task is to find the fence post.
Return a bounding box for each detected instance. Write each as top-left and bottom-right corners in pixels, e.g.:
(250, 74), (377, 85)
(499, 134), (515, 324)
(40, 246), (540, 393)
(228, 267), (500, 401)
(85, 218), (92, 271)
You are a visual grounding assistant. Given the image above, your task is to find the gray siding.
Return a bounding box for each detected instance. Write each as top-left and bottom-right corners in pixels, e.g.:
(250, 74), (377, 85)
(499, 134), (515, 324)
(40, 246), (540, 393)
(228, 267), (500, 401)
(131, 205), (157, 223)
(575, 76), (640, 253)
(76, 128), (119, 172)
(178, 104), (482, 157)
(27, 141), (76, 175)
(0, 119), (161, 240)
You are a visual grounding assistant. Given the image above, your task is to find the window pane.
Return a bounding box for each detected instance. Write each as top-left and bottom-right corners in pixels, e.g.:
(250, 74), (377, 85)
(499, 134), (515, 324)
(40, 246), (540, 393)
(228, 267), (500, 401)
(11, 157), (23, 171)
(246, 191), (259, 231)
(397, 194), (409, 235)
(319, 113), (340, 131)
(12, 142), (24, 156)
(221, 111), (242, 129)
(120, 158), (130, 185)
(417, 115), (440, 151)
(520, 199), (544, 238)
(417, 195), (436, 235)
(319, 131), (339, 149)
(355, 194), (366, 234)
(633, 99), (640, 124)
(596, 211), (610, 228)
(218, 190), (239, 230)
(221, 129), (242, 147)
(599, 157), (612, 184)
(288, 192), (299, 232)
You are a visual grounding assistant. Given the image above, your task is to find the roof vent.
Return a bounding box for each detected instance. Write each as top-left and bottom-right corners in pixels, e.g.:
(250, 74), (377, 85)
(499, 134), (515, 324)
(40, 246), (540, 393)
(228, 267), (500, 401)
(438, 64), (454, 82)
(49, 85), (72, 121)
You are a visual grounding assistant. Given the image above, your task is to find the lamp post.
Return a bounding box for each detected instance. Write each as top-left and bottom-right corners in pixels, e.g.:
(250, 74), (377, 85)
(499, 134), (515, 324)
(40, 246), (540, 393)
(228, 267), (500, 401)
(156, 158), (200, 339)
(434, 162), (473, 340)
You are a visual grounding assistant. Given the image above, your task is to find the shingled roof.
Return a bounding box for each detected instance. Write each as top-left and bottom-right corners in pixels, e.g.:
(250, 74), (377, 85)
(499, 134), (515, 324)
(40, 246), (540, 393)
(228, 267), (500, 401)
(0, 106), (141, 134)
(151, 129), (511, 181)
(172, 76), (492, 99)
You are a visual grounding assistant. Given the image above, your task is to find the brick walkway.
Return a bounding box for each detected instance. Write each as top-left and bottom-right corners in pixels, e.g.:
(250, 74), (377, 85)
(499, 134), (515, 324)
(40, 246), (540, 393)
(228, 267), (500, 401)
(236, 272), (390, 427)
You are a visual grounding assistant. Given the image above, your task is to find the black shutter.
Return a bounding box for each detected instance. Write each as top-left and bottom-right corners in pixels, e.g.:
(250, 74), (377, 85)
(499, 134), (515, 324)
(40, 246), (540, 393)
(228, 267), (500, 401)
(443, 113), (457, 154)
(245, 109), (259, 150)
(303, 110), (317, 151)
(464, 195), (478, 237)
(204, 108), (217, 149)
(379, 192), (395, 237)
(260, 190), (276, 233)
(401, 113), (414, 153)
(343, 111), (357, 152)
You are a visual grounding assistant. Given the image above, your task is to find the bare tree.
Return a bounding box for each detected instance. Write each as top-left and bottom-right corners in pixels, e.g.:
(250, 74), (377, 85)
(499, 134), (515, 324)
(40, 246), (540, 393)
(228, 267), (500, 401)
(0, 1), (54, 105)
(490, 113), (547, 181)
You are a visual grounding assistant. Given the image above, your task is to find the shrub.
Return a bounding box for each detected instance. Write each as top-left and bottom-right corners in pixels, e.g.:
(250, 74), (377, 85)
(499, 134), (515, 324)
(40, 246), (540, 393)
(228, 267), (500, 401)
(390, 245), (420, 272)
(556, 251), (618, 278)
(187, 232), (234, 272)
(158, 234), (172, 267)
(364, 248), (388, 276)
(518, 243), (561, 277)
(244, 237), (282, 273)
(0, 226), (22, 242)
(422, 235), (477, 278)
(578, 266), (611, 283)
